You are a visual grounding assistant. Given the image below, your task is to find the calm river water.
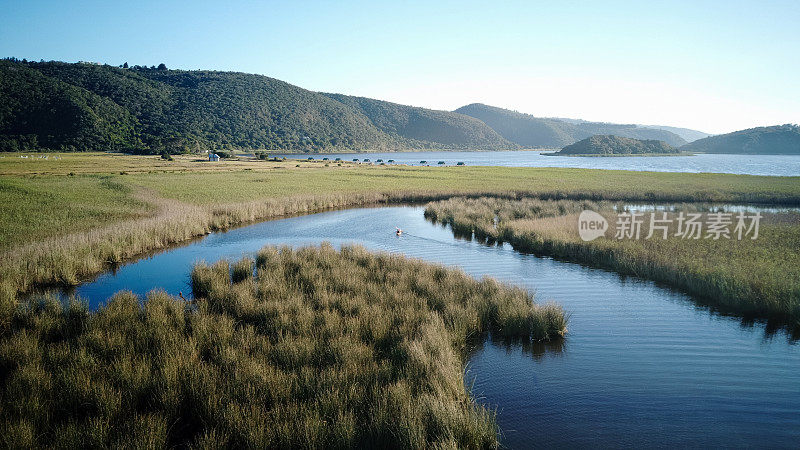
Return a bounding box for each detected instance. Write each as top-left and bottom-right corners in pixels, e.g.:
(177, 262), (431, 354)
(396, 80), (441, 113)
(67, 207), (799, 448)
(272, 150), (800, 176)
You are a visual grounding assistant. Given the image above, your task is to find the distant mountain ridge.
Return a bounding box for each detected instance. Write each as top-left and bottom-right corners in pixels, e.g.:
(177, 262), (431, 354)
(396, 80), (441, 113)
(681, 124), (800, 155)
(551, 117), (711, 143)
(0, 59), (513, 153)
(637, 124), (711, 143)
(4, 58), (788, 155)
(455, 103), (690, 148)
(321, 93), (513, 150)
(555, 135), (679, 156)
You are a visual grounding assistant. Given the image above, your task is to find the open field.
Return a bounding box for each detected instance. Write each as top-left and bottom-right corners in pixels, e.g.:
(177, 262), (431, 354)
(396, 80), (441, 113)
(3, 152), (800, 247)
(0, 244), (565, 448)
(424, 197), (800, 325)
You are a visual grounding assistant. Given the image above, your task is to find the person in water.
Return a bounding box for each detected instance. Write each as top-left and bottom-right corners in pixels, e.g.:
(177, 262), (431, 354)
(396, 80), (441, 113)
(396, 227), (402, 236)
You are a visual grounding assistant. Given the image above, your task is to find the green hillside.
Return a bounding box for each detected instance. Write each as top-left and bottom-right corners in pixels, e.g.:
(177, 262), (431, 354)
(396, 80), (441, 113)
(455, 103), (688, 148)
(681, 124), (800, 154)
(0, 61), (141, 152)
(322, 94), (514, 150)
(0, 59), (513, 153)
(554, 134), (679, 156)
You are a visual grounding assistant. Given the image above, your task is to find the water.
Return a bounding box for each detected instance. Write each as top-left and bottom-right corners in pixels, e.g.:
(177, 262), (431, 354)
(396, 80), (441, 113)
(272, 150), (800, 176)
(616, 203), (800, 213)
(67, 207), (799, 448)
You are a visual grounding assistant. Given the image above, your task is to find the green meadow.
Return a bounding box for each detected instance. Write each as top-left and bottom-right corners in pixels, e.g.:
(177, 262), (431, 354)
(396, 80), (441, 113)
(2, 152), (799, 248)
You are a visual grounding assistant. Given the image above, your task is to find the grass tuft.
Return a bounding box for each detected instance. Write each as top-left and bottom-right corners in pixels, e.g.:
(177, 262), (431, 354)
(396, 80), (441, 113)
(0, 244), (565, 448)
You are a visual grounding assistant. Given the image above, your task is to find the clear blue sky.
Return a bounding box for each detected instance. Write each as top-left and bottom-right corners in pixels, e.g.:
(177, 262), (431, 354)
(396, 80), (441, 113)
(2, 0), (798, 134)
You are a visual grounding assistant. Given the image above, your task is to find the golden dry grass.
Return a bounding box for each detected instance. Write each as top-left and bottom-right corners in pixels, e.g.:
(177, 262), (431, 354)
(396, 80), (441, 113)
(425, 197), (800, 324)
(0, 244), (565, 448)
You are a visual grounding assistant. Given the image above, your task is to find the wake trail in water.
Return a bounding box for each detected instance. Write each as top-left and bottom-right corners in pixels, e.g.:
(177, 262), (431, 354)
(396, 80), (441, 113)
(399, 232), (475, 250)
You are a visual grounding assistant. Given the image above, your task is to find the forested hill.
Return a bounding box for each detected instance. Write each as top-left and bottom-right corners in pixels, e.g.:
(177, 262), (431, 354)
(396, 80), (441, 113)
(680, 124), (800, 154)
(454, 103), (688, 148)
(0, 59), (513, 153)
(321, 93), (512, 149)
(555, 135), (678, 156)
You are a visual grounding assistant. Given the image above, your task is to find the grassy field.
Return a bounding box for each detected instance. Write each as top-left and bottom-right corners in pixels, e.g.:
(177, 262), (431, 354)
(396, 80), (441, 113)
(424, 197), (800, 326)
(0, 244), (565, 448)
(3, 152), (800, 247)
(2, 152), (800, 317)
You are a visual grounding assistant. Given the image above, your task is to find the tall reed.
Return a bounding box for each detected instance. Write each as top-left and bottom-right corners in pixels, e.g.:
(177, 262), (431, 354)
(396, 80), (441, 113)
(0, 244), (565, 448)
(425, 197), (800, 326)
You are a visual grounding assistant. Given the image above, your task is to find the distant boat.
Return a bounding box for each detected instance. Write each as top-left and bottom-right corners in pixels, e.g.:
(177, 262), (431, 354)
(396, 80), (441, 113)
(437, 161), (445, 165)
(457, 161), (465, 166)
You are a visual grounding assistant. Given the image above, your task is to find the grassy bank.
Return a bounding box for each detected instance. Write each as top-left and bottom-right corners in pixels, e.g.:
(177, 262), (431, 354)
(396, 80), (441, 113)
(2, 152), (800, 322)
(425, 197), (800, 325)
(4, 152), (800, 248)
(0, 244), (565, 448)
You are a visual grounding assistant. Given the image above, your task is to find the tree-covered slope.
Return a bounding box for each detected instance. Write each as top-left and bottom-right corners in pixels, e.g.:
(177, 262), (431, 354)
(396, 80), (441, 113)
(455, 103), (688, 148)
(323, 94), (515, 150)
(453, 103), (578, 148)
(681, 124), (800, 154)
(555, 135), (678, 155)
(0, 60), (141, 151)
(0, 59), (515, 153)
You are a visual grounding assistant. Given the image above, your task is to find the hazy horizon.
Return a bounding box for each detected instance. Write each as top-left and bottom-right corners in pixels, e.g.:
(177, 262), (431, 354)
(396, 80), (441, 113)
(2, 0), (797, 135)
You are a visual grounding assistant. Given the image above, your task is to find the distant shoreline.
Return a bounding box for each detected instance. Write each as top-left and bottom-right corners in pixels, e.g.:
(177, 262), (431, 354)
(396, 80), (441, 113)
(540, 152), (694, 157)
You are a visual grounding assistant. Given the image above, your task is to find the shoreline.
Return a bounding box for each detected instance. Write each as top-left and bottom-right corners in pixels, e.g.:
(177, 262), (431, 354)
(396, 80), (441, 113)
(541, 152), (695, 157)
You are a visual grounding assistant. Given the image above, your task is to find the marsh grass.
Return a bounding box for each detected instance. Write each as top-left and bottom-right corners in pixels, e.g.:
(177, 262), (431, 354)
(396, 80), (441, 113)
(0, 244), (565, 448)
(426, 197), (800, 325)
(0, 191), (449, 303)
(3, 153), (799, 311)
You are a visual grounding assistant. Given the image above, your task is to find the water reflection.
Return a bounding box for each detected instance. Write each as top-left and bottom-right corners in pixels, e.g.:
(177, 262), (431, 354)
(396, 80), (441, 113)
(427, 215), (800, 341)
(467, 333), (567, 362)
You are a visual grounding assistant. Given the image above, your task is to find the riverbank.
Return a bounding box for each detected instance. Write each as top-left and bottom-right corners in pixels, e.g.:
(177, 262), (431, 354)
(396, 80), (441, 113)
(0, 244), (565, 448)
(424, 197), (800, 325)
(3, 153), (800, 321)
(4, 152), (800, 248)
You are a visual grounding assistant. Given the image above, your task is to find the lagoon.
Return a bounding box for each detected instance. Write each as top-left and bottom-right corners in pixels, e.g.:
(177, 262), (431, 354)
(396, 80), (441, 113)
(273, 150), (800, 176)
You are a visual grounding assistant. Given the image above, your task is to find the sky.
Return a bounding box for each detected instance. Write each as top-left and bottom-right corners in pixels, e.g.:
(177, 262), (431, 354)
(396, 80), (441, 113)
(1, 0), (798, 134)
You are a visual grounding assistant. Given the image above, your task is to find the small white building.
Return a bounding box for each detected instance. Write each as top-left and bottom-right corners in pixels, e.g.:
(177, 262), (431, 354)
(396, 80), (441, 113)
(208, 153), (220, 162)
